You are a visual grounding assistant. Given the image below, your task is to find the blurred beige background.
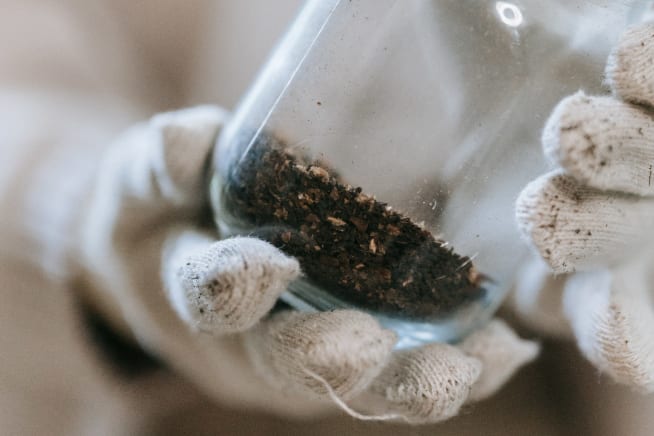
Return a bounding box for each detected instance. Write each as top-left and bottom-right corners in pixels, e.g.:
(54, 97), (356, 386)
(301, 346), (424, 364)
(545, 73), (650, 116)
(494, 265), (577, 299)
(2, 1), (654, 434)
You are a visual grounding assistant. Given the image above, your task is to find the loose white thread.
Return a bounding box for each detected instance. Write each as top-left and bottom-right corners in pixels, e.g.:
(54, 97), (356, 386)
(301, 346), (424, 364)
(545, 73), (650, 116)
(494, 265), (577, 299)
(301, 367), (402, 422)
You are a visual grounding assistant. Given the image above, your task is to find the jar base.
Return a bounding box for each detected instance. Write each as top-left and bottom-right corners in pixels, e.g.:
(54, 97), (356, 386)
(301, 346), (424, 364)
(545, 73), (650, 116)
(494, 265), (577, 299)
(280, 278), (500, 349)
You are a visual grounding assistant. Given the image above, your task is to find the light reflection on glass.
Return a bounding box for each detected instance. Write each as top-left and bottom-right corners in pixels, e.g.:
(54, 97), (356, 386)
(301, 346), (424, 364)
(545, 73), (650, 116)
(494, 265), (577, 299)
(496, 1), (523, 27)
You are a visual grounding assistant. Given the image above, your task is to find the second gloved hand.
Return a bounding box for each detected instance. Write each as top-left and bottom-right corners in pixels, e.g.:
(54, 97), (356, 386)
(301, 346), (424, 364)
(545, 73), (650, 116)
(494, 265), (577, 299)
(516, 22), (654, 392)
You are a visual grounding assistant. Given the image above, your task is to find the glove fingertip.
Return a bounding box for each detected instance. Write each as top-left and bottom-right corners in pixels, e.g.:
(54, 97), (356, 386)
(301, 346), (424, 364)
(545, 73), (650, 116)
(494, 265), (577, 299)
(245, 310), (396, 401)
(461, 320), (540, 402)
(367, 343), (482, 424)
(606, 22), (654, 107)
(166, 234), (300, 335)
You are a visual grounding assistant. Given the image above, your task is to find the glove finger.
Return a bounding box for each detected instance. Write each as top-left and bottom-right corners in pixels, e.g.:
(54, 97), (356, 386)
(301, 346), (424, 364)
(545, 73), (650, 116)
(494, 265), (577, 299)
(106, 105), (226, 210)
(162, 230), (300, 335)
(543, 92), (654, 196)
(361, 343), (482, 424)
(607, 22), (654, 108)
(563, 257), (654, 392)
(459, 319), (539, 402)
(243, 310), (396, 402)
(516, 170), (654, 273)
(509, 255), (572, 338)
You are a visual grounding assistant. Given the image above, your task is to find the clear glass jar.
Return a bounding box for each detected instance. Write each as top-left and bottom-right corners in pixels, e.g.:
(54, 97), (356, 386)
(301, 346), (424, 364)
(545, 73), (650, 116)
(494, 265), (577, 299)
(211, 0), (649, 348)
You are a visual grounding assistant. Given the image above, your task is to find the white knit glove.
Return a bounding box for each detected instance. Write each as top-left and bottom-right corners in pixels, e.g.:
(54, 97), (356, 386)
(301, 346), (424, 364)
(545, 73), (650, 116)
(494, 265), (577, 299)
(75, 105), (538, 424)
(516, 22), (654, 391)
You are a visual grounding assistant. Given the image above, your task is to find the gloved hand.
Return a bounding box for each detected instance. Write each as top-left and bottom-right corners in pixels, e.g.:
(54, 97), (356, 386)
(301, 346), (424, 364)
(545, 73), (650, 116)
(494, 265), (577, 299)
(516, 22), (654, 391)
(74, 105), (538, 423)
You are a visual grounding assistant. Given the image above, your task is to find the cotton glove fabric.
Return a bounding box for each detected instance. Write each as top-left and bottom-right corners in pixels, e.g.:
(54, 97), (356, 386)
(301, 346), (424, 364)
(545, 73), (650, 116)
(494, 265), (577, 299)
(75, 105), (538, 423)
(516, 22), (654, 392)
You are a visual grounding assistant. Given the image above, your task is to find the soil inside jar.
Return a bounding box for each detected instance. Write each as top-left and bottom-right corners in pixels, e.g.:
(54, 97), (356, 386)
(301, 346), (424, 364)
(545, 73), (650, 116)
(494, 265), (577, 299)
(221, 132), (484, 320)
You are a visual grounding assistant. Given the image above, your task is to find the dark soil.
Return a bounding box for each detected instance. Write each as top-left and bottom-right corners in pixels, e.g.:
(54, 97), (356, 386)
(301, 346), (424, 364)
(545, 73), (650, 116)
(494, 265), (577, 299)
(220, 133), (484, 320)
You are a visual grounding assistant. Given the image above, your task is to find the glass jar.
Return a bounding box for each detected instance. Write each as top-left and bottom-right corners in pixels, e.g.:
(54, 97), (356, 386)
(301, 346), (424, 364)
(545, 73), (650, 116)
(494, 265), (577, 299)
(211, 0), (649, 348)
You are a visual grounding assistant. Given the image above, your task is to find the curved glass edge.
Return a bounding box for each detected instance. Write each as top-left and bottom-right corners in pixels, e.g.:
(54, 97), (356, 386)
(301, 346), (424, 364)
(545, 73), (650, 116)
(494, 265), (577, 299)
(215, 0), (341, 179)
(281, 277), (503, 350)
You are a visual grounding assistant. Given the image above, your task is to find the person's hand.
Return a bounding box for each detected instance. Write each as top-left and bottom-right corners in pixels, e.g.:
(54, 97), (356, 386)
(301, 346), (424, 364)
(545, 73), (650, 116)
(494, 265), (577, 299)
(74, 105), (538, 423)
(516, 22), (654, 391)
